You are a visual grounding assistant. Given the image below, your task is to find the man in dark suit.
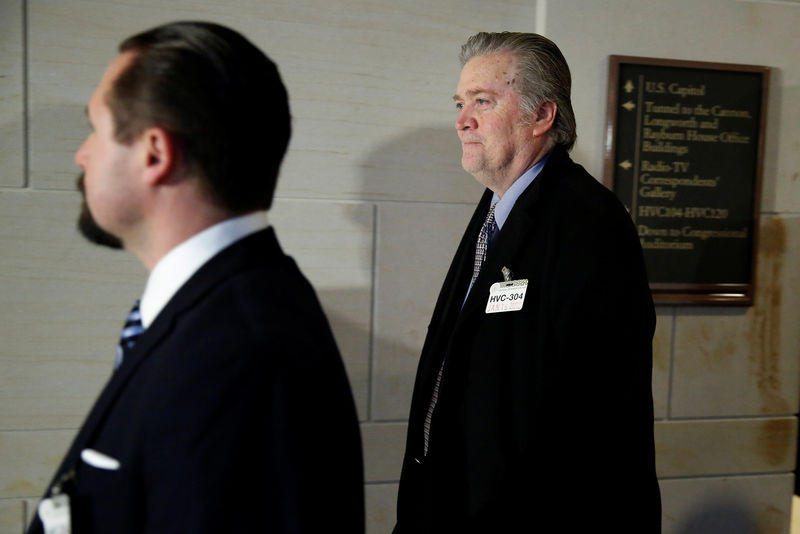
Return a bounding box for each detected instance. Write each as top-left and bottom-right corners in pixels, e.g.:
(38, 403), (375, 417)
(395, 32), (660, 533)
(29, 22), (364, 533)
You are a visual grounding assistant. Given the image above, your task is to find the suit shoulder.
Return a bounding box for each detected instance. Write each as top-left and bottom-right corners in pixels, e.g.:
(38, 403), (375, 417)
(542, 155), (630, 226)
(206, 252), (331, 340)
(160, 232), (340, 371)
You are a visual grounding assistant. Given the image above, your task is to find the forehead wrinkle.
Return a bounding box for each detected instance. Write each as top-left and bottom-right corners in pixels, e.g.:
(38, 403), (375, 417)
(453, 88), (499, 101)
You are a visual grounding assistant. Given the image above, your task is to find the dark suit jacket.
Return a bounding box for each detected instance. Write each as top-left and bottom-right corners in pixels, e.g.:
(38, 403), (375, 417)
(395, 148), (660, 533)
(28, 227), (364, 533)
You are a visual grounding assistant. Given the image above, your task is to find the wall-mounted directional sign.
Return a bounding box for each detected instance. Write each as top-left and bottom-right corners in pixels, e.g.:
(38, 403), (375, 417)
(603, 56), (769, 306)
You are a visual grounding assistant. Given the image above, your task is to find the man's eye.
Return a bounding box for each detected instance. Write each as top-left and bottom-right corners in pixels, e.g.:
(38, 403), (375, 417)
(477, 98), (488, 105)
(455, 102), (464, 111)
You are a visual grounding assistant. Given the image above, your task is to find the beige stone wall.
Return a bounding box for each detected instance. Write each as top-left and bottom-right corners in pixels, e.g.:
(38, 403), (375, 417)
(547, 1), (800, 532)
(1, 1), (798, 533)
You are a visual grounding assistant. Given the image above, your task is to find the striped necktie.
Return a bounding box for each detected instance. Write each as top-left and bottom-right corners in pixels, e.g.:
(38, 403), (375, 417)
(470, 203), (497, 287)
(114, 300), (144, 370)
(422, 203), (498, 455)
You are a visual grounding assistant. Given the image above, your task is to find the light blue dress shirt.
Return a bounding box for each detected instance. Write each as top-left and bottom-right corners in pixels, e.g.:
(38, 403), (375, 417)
(463, 153), (550, 305)
(491, 153), (550, 234)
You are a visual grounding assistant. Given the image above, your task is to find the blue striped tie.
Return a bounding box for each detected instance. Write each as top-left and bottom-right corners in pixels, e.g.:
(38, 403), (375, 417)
(114, 300), (144, 370)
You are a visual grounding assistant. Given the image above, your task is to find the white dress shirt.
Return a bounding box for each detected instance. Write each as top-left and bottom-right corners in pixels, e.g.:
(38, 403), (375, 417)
(139, 211), (270, 328)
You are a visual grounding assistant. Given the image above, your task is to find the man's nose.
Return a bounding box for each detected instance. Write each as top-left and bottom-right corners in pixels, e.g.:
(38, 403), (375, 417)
(455, 109), (476, 131)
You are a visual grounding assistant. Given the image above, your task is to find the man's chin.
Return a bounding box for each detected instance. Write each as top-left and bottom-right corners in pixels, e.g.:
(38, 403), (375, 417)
(461, 156), (483, 177)
(77, 203), (124, 249)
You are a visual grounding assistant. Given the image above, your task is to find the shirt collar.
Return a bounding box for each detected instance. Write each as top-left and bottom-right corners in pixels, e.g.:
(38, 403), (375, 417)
(491, 153), (550, 230)
(139, 211), (270, 328)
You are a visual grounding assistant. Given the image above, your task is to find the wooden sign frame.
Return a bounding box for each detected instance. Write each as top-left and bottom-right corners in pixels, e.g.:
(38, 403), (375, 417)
(603, 55), (769, 306)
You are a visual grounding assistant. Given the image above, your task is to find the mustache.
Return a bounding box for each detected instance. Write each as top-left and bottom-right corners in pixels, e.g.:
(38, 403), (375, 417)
(77, 173), (88, 196)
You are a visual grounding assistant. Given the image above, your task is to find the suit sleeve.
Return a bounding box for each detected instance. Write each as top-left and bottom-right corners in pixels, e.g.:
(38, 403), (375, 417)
(539, 198), (660, 531)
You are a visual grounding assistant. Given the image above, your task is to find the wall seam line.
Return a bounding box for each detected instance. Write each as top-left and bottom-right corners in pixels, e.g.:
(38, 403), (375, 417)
(22, 0), (30, 190)
(365, 202), (378, 422)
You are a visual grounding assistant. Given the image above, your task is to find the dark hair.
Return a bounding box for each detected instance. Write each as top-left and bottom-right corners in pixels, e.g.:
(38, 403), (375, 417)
(109, 21), (291, 212)
(460, 32), (576, 150)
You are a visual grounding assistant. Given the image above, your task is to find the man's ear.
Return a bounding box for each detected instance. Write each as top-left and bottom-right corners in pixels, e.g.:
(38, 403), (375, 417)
(532, 101), (557, 137)
(140, 127), (176, 186)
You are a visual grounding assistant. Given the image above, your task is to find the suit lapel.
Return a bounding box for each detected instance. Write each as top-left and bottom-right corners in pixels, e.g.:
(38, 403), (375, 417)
(453, 151), (559, 329)
(46, 228), (278, 492)
(435, 191), (494, 327)
(407, 191), (491, 428)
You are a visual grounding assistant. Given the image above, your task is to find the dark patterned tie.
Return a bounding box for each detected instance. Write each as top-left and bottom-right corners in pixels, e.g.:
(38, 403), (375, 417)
(470, 203), (497, 287)
(114, 300), (144, 370)
(423, 203), (498, 455)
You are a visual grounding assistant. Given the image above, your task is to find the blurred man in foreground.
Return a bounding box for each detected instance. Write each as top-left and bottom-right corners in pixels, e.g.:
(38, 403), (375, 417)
(30, 21), (364, 534)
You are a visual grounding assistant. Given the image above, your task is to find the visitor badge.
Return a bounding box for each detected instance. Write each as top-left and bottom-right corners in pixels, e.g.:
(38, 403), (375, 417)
(38, 493), (71, 534)
(485, 279), (528, 313)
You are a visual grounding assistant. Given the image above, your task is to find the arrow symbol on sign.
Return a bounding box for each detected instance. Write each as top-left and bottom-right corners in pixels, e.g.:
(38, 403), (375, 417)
(622, 101), (636, 111)
(618, 160), (632, 170)
(624, 80), (635, 93)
